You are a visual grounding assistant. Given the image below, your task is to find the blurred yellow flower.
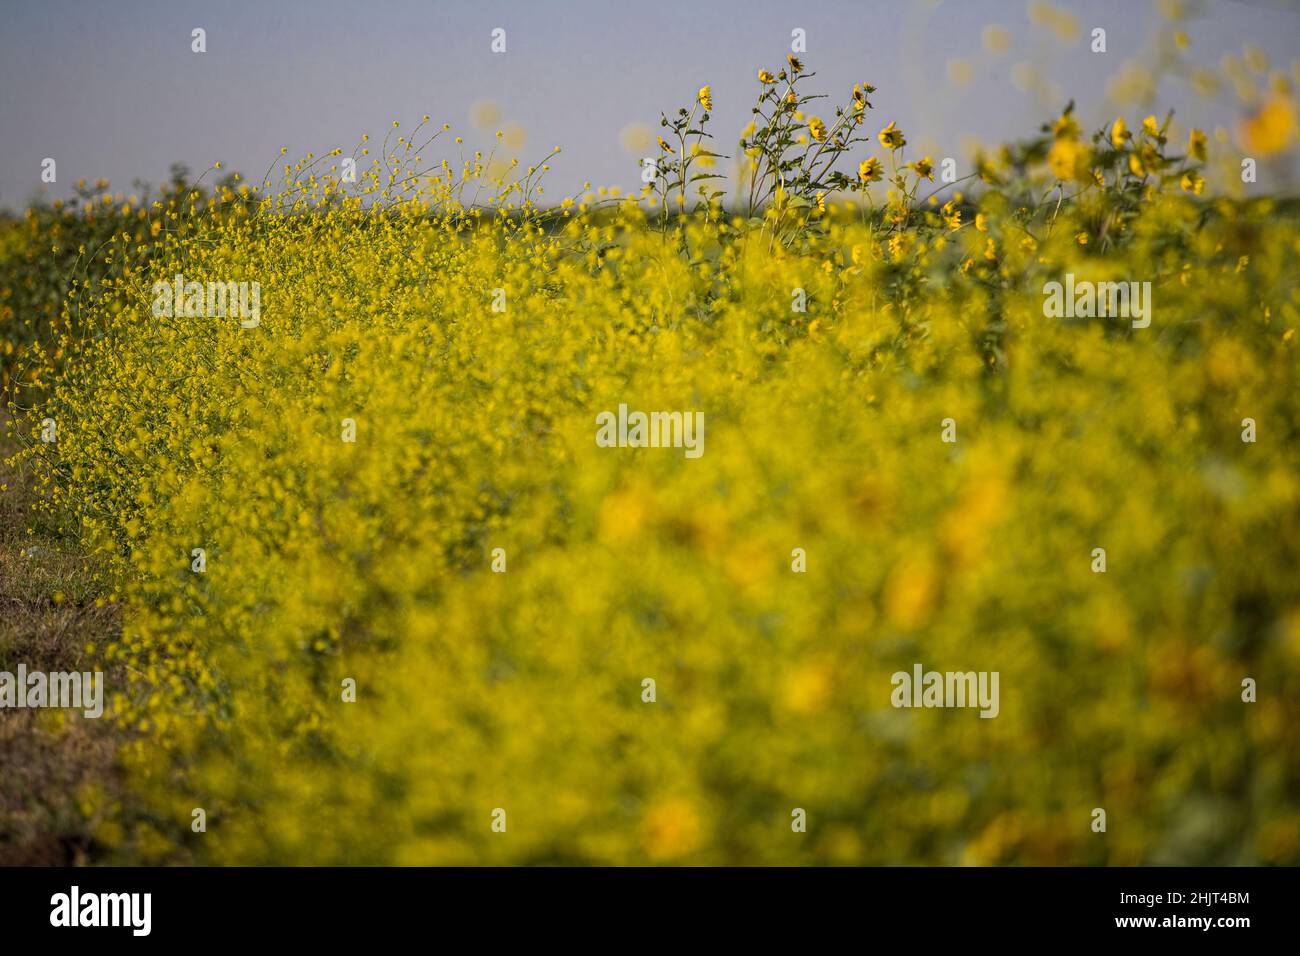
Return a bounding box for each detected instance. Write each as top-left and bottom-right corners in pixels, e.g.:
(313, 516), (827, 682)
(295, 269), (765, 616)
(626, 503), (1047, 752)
(1239, 93), (1296, 156)
(641, 798), (702, 860)
(1110, 117), (1132, 148)
(982, 24), (1011, 55)
(1048, 137), (1091, 182)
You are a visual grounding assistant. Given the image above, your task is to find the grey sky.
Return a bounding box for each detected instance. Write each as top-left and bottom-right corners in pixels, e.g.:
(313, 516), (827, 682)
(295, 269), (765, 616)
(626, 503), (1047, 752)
(1, 0), (1296, 209)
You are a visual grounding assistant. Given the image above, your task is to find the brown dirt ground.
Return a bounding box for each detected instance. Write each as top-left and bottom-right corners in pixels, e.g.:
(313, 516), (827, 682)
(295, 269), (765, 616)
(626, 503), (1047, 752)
(0, 416), (124, 865)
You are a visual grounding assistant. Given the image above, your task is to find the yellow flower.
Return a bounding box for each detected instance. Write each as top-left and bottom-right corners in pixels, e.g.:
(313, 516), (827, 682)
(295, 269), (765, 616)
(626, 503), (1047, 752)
(808, 116), (827, 142)
(851, 83), (872, 120)
(657, 136), (674, 154)
(697, 86), (713, 111)
(858, 157), (883, 183)
(910, 156), (935, 181)
(975, 154), (999, 184)
(1128, 142), (1161, 176)
(1110, 117), (1131, 148)
(1239, 93), (1296, 156)
(1053, 114), (1080, 140)
(878, 121), (906, 149)
(983, 25), (1011, 54)
(788, 54), (804, 74)
(1047, 138), (1091, 182)
(641, 798), (702, 860)
(975, 212), (988, 232)
(884, 550), (937, 629)
(784, 663), (832, 714)
(941, 199), (961, 230)
(758, 70), (776, 84)
(1142, 114), (1164, 142)
(1188, 128), (1207, 162)
(1180, 170), (1205, 195)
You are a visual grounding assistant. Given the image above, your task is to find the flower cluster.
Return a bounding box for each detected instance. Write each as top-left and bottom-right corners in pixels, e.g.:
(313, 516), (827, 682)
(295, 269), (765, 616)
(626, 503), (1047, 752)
(5, 66), (1300, 866)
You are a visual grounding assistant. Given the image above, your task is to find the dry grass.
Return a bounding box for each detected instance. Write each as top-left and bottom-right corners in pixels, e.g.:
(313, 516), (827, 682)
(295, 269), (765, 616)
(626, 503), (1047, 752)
(0, 416), (124, 865)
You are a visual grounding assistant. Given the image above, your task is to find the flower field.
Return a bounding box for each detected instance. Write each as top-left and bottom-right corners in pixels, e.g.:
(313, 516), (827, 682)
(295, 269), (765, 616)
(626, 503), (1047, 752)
(4, 58), (1300, 866)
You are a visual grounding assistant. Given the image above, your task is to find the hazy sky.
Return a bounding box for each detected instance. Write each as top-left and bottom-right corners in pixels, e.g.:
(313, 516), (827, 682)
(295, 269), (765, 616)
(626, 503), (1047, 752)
(1, 0), (1296, 208)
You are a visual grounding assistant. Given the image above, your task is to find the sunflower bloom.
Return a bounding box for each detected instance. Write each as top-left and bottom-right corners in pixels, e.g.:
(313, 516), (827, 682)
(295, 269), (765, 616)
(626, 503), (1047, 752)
(1110, 117), (1131, 148)
(808, 116), (827, 142)
(878, 121), (906, 150)
(910, 156), (935, 181)
(858, 156), (883, 183)
(852, 84), (872, 121)
(698, 86), (713, 111)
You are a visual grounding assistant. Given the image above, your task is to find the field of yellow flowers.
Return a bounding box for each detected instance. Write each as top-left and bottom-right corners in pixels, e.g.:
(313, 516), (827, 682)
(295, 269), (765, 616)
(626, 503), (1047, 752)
(4, 60), (1300, 865)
